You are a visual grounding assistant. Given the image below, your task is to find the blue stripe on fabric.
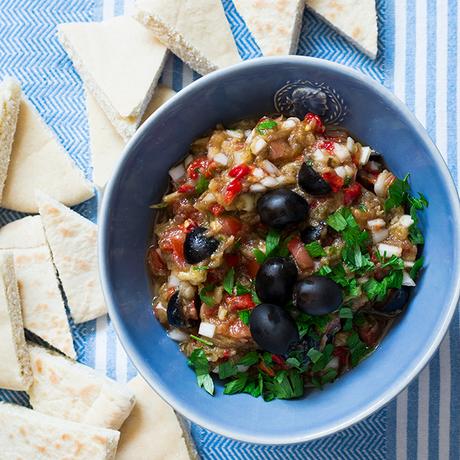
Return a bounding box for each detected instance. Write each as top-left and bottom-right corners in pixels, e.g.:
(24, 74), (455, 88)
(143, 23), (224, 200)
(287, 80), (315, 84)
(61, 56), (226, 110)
(450, 311), (460, 460)
(93, 0), (103, 21)
(385, 0), (396, 91)
(406, 380), (419, 460)
(114, 0), (124, 16)
(404, 0), (416, 113)
(106, 316), (117, 380)
(428, 351), (440, 459)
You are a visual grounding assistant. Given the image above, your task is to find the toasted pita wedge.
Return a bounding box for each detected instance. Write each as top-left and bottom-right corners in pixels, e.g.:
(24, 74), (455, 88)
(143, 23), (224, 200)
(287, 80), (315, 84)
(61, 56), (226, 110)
(135, 0), (241, 75)
(0, 403), (119, 460)
(0, 96), (93, 213)
(87, 85), (176, 188)
(0, 217), (75, 358)
(117, 375), (194, 460)
(233, 0), (305, 56)
(0, 253), (32, 391)
(37, 192), (106, 323)
(28, 345), (135, 430)
(306, 0), (378, 58)
(58, 16), (168, 141)
(0, 77), (21, 201)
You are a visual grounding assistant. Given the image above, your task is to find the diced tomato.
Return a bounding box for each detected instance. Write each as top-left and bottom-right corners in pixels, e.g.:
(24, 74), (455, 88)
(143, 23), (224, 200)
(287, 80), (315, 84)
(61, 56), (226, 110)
(226, 294), (255, 311)
(358, 321), (382, 347)
(228, 164), (251, 179)
(304, 113), (325, 133)
(268, 139), (293, 160)
(287, 236), (314, 270)
(181, 219), (197, 233)
(343, 182), (362, 205)
(210, 203), (225, 216)
(187, 156), (211, 179)
(224, 253), (239, 267)
(271, 354), (287, 369)
(258, 360), (275, 377)
(218, 215), (242, 236)
(224, 178), (243, 203)
(245, 258), (260, 278)
(177, 183), (195, 193)
(319, 140), (335, 152)
(322, 171), (344, 192)
(333, 346), (349, 370)
(147, 248), (167, 276)
(159, 226), (186, 267)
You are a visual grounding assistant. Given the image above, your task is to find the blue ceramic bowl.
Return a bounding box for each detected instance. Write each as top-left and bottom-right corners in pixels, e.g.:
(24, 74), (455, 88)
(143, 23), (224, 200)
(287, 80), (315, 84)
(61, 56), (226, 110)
(99, 57), (460, 444)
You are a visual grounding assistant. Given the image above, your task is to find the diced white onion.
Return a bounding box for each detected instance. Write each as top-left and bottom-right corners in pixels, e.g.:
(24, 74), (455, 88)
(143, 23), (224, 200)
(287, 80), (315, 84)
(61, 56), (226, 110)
(244, 129), (252, 137)
(261, 177), (279, 188)
(374, 170), (394, 198)
(334, 166), (347, 178)
(168, 273), (180, 288)
(250, 183), (267, 193)
(201, 192), (216, 204)
(399, 214), (414, 227)
(261, 159), (279, 175)
(245, 128), (256, 144)
(236, 364), (250, 373)
(282, 119), (297, 129)
(252, 167), (265, 178)
(344, 165), (355, 177)
(402, 271), (416, 287)
(251, 137), (267, 154)
(404, 260), (415, 268)
(184, 155), (194, 167)
(326, 356), (340, 371)
(276, 175), (288, 184)
(346, 136), (355, 152)
(372, 228), (389, 243)
(226, 129), (243, 139)
(217, 306), (227, 320)
(168, 164), (186, 182)
(334, 143), (351, 162)
(378, 243), (402, 258)
(359, 146), (372, 165)
(368, 160), (381, 172)
(368, 218), (386, 231)
(213, 153), (228, 166)
(313, 148), (327, 162)
(198, 322), (216, 338)
(167, 328), (189, 342)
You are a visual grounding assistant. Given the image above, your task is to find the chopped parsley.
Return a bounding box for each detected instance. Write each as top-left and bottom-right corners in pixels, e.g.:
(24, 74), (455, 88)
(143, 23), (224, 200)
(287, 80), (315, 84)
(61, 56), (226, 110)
(347, 331), (371, 366)
(238, 310), (251, 325)
(385, 174), (410, 211)
(223, 268), (235, 295)
(410, 257), (424, 279)
(339, 307), (353, 319)
(307, 348), (323, 363)
(195, 174), (209, 195)
(305, 241), (327, 258)
(256, 119), (277, 134)
(252, 228), (289, 263)
(193, 265), (209, 271)
(224, 373), (248, 395)
(363, 270), (403, 302)
(235, 283), (251, 295)
(188, 349), (214, 395)
(189, 334), (213, 346)
(199, 285), (215, 306)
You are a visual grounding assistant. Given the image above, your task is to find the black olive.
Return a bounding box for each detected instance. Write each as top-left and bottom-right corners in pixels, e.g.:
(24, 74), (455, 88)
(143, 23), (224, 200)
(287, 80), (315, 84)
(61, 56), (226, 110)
(184, 226), (219, 264)
(257, 188), (309, 229)
(255, 257), (298, 305)
(167, 291), (184, 327)
(381, 287), (411, 313)
(300, 224), (325, 244)
(298, 163), (332, 196)
(249, 303), (299, 355)
(294, 276), (343, 316)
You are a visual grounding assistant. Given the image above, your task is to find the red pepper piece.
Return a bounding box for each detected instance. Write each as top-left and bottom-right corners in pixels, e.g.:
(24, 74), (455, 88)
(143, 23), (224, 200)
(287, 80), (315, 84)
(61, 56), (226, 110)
(229, 164), (251, 179)
(187, 156), (211, 180)
(224, 178), (242, 203)
(224, 253), (239, 267)
(258, 360), (275, 377)
(271, 354), (287, 368)
(226, 294), (255, 311)
(210, 203), (225, 216)
(304, 113), (325, 133)
(177, 183), (195, 193)
(322, 171), (344, 192)
(319, 140), (335, 152)
(343, 182), (362, 205)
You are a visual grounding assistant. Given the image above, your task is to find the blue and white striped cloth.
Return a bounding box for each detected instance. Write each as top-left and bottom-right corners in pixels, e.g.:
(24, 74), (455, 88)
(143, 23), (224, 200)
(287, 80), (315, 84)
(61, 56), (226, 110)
(0, 0), (458, 458)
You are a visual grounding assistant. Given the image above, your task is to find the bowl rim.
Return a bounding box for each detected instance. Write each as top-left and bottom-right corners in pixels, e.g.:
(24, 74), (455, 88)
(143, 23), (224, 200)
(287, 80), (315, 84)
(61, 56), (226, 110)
(98, 56), (460, 445)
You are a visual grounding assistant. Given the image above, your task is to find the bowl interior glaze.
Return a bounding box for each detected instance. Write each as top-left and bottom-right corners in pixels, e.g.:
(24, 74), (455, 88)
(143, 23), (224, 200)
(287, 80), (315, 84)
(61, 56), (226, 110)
(99, 57), (460, 444)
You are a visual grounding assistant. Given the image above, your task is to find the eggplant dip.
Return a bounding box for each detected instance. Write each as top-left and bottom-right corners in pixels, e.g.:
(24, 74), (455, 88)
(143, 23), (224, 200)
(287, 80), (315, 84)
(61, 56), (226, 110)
(148, 113), (427, 401)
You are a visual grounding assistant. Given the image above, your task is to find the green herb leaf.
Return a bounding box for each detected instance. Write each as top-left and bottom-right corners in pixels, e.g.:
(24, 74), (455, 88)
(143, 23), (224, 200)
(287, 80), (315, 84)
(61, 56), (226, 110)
(238, 310), (251, 325)
(235, 284), (250, 295)
(410, 257), (424, 279)
(385, 174), (410, 211)
(265, 229), (281, 257)
(224, 373), (248, 395)
(223, 268), (235, 295)
(199, 285), (215, 306)
(327, 209), (349, 231)
(238, 351), (259, 367)
(358, 203), (368, 212)
(264, 369), (304, 399)
(320, 368), (338, 385)
(188, 349), (214, 395)
(307, 348), (323, 363)
(195, 174), (209, 195)
(305, 241), (327, 258)
(218, 361), (237, 379)
(256, 119), (277, 134)
(363, 270), (403, 302)
(253, 248), (266, 264)
(312, 344), (334, 372)
(409, 193), (429, 210)
(189, 334), (213, 346)
(380, 255), (404, 270)
(149, 201), (168, 209)
(347, 331), (371, 366)
(251, 289), (261, 305)
(193, 265), (209, 271)
(339, 307), (353, 319)
(243, 377), (263, 398)
(409, 224), (425, 245)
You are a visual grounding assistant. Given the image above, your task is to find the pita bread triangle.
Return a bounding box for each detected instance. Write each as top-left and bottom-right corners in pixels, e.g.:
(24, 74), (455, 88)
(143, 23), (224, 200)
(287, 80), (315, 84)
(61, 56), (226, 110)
(135, 0), (241, 75)
(306, 0), (378, 58)
(0, 96), (94, 213)
(233, 0), (305, 56)
(0, 216), (76, 358)
(58, 16), (168, 141)
(37, 192), (107, 324)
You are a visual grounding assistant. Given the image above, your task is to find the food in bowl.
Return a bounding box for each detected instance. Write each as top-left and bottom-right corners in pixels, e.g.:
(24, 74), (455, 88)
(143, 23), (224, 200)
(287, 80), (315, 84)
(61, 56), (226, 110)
(147, 112), (427, 401)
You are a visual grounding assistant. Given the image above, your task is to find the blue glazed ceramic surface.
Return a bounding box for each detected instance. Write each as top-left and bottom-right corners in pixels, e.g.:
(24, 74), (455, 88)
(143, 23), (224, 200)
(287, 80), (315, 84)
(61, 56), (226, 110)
(99, 57), (460, 444)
